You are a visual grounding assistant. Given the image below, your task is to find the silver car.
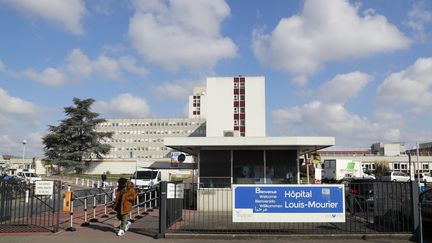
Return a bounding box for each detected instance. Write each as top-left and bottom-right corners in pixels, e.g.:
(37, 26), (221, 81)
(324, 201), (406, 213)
(381, 171), (410, 182)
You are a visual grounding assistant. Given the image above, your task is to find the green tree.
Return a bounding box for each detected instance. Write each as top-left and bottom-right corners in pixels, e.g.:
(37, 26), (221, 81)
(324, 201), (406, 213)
(373, 160), (391, 178)
(42, 98), (113, 173)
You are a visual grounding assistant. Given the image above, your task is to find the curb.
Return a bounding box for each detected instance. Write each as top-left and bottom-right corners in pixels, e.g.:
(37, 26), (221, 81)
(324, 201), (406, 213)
(165, 233), (414, 241)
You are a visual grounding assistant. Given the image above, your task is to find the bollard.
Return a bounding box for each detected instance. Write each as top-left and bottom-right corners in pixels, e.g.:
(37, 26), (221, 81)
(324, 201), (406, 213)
(148, 190), (153, 212)
(75, 178), (78, 185)
(66, 199), (76, 231)
(91, 180), (94, 188)
(109, 181), (112, 186)
(81, 197), (90, 226)
(154, 190), (159, 209)
(89, 195), (99, 222)
(67, 185), (71, 192)
(101, 194), (109, 218)
(86, 179), (90, 187)
(97, 180), (100, 188)
(144, 192), (148, 213)
(81, 178), (84, 186)
(135, 194), (143, 219)
(25, 189), (29, 203)
(109, 188), (117, 215)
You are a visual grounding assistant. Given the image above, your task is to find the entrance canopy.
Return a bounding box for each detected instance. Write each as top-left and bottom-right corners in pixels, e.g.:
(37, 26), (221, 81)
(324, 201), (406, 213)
(164, 136), (335, 155)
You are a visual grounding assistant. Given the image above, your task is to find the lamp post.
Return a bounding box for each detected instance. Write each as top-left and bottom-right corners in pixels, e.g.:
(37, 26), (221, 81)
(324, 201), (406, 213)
(22, 140), (27, 163)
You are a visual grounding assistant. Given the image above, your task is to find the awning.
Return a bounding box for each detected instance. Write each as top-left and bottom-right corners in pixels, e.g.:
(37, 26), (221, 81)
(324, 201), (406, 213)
(140, 161), (197, 170)
(164, 136), (335, 156)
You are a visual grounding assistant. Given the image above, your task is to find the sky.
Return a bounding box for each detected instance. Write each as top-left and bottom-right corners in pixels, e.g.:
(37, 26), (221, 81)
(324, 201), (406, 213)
(0, 0), (432, 157)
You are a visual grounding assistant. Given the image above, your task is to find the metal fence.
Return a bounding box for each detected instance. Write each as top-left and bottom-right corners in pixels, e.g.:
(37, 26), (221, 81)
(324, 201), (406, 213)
(0, 181), (62, 233)
(64, 185), (159, 231)
(164, 181), (415, 235)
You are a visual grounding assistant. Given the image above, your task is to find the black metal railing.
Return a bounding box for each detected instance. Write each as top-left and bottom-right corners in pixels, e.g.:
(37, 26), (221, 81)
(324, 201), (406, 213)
(164, 181), (414, 235)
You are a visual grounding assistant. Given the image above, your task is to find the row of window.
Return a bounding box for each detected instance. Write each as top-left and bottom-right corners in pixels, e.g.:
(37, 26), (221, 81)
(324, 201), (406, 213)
(233, 82), (245, 89)
(111, 129), (202, 135)
(113, 146), (170, 151)
(234, 95), (245, 101)
(98, 121), (202, 127)
(103, 154), (168, 159)
(233, 107), (245, 114)
(234, 120), (245, 126)
(106, 138), (164, 143)
(362, 162), (431, 170)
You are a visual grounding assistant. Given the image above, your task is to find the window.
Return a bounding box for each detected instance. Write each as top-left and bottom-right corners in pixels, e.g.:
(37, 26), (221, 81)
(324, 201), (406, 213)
(233, 150), (264, 184)
(423, 163), (429, 170)
(240, 108), (245, 114)
(266, 150), (299, 184)
(393, 163), (400, 170)
(400, 164), (407, 170)
(240, 95), (245, 101)
(200, 150), (231, 188)
(240, 120), (245, 126)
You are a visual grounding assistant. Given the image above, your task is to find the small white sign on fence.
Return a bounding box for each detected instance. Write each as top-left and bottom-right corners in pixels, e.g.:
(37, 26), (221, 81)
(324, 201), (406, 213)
(167, 183), (184, 199)
(35, 181), (54, 195)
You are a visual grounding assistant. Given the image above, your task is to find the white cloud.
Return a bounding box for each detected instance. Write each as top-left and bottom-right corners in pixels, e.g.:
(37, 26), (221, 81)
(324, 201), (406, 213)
(94, 93), (150, 118)
(377, 57), (432, 107)
(152, 79), (205, 101)
(128, 0), (237, 71)
(92, 55), (122, 81)
(118, 56), (148, 77)
(0, 88), (45, 156)
(0, 59), (5, 72)
(252, 0), (410, 83)
(271, 71), (400, 146)
(0, 87), (40, 116)
(3, 0), (87, 35)
(319, 71), (373, 104)
(0, 132), (44, 157)
(22, 68), (66, 86)
(405, 2), (432, 42)
(19, 49), (147, 86)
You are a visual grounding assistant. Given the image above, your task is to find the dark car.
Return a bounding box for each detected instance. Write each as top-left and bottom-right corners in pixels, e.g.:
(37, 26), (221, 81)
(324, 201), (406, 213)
(420, 188), (432, 226)
(338, 178), (374, 213)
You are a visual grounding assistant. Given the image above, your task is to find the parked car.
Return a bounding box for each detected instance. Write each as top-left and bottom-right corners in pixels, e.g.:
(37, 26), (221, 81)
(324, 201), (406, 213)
(416, 172), (432, 183)
(420, 188), (432, 226)
(380, 171), (410, 182)
(16, 172), (42, 184)
(337, 178), (375, 212)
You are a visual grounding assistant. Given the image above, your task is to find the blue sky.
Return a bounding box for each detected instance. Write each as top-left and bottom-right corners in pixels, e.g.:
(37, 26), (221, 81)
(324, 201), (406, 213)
(0, 0), (431, 156)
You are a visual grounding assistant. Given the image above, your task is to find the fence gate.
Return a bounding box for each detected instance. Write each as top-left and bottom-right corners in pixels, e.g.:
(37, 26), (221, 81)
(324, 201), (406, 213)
(0, 181), (62, 233)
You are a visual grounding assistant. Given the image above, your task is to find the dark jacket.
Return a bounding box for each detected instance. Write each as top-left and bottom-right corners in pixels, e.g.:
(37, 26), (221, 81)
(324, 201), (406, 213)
(113, 182), (136, 215)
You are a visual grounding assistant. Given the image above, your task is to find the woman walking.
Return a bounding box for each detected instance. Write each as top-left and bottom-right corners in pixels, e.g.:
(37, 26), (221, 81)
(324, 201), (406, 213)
(113, 178), (136, 236)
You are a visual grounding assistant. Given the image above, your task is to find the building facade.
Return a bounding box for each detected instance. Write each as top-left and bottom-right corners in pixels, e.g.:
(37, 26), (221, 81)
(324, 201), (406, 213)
(319, 142), (432, 174)
(96, 118), (206, 160)
(206, 76), (266, 137)
(188, 87), (207, 119)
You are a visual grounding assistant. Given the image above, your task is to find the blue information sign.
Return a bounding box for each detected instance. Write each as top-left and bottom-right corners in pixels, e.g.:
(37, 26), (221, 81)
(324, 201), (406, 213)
(232, 184), (345, 223)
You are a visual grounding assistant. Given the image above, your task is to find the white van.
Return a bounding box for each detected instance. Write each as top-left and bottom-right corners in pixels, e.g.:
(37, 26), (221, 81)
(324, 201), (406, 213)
(130, 169), (170, 187)
(381, 171), (410, 182)
(16, 171), (42, 184)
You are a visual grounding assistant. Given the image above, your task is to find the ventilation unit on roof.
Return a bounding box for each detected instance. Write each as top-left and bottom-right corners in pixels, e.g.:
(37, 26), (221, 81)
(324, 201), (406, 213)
(223, 130), (240, 137)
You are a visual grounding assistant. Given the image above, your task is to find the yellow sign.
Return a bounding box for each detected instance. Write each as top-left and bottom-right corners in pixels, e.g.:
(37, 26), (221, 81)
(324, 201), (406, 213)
(63, 192), (72, 212)
(311, 153), (321, 165)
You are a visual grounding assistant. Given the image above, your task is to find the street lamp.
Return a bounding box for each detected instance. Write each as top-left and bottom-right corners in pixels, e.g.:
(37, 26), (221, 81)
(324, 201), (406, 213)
(22, 140), (27, 162)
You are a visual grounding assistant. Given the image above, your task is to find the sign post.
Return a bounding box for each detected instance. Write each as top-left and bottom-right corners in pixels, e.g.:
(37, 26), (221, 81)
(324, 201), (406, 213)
(233, 184), (345, 223)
